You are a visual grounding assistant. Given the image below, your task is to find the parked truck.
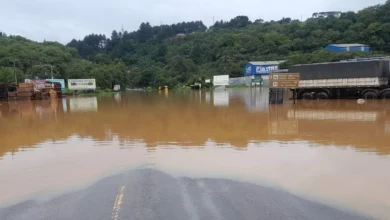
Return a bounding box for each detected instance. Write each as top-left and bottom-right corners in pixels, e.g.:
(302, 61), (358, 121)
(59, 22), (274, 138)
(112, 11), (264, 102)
(289, 59), (390, 99)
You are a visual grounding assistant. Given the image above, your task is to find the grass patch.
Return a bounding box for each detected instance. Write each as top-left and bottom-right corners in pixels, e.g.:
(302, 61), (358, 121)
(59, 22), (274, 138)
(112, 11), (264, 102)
(63, 88), (119, 96)
(175, 85), (192, 90)
(225, 84), (249, 88)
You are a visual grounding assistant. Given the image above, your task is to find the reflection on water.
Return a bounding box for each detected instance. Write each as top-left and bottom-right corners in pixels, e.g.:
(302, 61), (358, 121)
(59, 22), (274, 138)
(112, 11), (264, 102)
(209, 88), (269, 110)
(230, 87), (269, 111)
(1, 90), (390, 219)
(213, 90), (229, 106)
(69, 96), (98, 112)
(269, 100), (390, 152)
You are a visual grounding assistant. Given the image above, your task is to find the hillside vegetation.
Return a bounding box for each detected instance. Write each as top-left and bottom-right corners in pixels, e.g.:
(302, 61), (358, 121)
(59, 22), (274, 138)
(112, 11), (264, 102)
(1, 1), (390, 89)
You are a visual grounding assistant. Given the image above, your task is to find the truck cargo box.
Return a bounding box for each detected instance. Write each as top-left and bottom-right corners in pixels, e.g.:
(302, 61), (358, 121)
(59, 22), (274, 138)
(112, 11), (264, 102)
(289, 60), (390, 80)
(299, 77), (388, 88)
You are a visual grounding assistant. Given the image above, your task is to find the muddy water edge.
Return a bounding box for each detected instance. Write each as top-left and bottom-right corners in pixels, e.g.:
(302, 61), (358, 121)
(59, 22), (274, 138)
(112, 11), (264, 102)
(0, 88), (389, 219)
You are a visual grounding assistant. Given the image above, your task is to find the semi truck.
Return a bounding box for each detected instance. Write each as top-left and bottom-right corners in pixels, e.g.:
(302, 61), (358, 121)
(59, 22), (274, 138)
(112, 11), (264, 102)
(289, 59), (390, 99)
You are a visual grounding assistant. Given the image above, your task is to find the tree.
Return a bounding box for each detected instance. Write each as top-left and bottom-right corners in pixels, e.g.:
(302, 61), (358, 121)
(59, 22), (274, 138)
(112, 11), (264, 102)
(93, 53), (111, 65)
(279, 17), (292, 24)
(137, 22), (153, 43)
(190, 44), (202, 64)
(254, 19), (264, 24)
(2, 1), (390, 89)
(0, 67), (23, 83)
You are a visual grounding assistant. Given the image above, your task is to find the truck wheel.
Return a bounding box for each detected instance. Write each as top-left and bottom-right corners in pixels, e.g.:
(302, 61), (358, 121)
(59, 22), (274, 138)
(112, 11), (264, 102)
(316, 92), (329, 100)
(363, 91), (378, 100)
(301, 92), (313, 100)
(380, 91), (390, 99)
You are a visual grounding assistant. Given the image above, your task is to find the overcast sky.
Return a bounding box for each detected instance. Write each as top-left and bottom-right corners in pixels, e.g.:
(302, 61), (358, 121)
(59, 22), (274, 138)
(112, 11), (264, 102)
(0, 0), (386, 44)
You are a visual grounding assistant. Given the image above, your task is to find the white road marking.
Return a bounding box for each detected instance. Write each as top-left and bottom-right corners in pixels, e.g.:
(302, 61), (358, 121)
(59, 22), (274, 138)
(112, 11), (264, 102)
(112, 185), (125, 220)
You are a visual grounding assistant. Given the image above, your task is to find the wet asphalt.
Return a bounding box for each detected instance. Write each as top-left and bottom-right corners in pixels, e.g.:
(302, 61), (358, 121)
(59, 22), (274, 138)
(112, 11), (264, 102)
(0, 169), (371, 220)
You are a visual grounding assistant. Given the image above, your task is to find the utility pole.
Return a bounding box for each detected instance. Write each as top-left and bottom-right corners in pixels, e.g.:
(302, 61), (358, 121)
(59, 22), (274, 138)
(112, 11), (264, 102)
(50, 65), (54, 87)
(13, 59), (17, 84)
(51, 65), (53, 80)
(43, 64), (55, 87)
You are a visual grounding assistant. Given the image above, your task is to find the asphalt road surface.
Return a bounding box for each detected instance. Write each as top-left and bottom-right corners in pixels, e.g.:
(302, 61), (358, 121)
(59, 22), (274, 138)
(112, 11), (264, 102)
(0, 169), (370, 220)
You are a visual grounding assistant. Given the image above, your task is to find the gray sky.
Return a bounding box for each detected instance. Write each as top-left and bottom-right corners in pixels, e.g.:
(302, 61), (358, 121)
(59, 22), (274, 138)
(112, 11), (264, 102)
(0, 0), (386, 44)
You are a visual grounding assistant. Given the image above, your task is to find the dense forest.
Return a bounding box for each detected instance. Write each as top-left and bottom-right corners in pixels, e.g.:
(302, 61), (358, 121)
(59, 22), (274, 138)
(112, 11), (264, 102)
(1, 1), (390, 89)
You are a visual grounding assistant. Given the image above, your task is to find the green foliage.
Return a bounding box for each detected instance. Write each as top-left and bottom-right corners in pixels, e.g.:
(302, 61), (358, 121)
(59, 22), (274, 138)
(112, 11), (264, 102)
(226, 84), (248, 88)
(174, 84), (191, 90)
(0, 67), (23, 83)
(63, 87), (116, 96)
(2, 1), (390, 89)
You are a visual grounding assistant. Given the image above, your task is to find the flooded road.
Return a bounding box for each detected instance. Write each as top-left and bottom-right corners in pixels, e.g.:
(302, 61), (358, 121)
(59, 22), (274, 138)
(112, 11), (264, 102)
(0, 88), (390, 219)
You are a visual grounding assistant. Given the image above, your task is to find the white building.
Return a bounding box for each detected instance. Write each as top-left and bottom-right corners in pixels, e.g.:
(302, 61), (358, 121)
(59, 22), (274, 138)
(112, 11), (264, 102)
(312, 11), (342, 18)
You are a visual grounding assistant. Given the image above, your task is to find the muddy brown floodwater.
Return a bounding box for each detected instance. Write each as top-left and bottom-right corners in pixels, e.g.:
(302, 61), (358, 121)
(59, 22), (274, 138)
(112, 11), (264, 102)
(0, 88), (390, 219)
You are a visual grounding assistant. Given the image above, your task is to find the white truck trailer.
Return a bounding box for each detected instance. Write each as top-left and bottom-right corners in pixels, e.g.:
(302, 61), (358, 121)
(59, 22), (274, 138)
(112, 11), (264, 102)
(289, 60), (390, 99)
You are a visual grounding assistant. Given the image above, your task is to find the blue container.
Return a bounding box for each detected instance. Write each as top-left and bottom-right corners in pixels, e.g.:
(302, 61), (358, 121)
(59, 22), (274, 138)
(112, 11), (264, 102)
(325, 44), (370, 53)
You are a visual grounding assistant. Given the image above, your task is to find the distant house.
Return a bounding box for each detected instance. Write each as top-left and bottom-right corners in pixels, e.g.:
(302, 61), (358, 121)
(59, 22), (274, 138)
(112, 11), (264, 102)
(175, 33), (185, 38)
(325, 44), (370, 53)
(312, 11), (342, 18)
(244, 61), (284, 76)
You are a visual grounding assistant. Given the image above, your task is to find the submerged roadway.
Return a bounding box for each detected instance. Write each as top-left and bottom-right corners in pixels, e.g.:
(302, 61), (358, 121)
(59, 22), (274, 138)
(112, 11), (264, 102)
(0, 169), (370, 220)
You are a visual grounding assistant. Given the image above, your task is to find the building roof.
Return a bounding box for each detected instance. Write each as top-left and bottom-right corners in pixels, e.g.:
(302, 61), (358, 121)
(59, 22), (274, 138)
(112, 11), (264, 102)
(248, 61), (284, 66)
(312, 11), (342, 16)
(292, 59), (378, 67)
(328, 44), (368, 47)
